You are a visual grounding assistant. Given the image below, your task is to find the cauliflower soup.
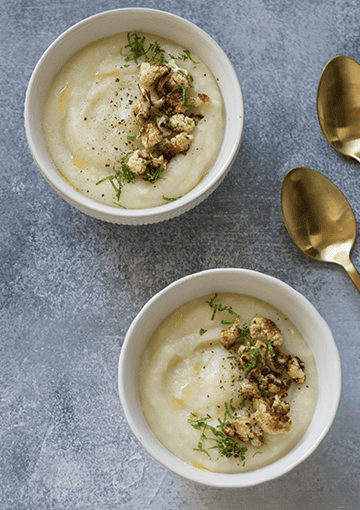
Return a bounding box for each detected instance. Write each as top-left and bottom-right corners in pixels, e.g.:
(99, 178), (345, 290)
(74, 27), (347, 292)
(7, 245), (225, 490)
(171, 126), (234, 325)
(139, 292), (318, 473)
(42, 32), (224, 209)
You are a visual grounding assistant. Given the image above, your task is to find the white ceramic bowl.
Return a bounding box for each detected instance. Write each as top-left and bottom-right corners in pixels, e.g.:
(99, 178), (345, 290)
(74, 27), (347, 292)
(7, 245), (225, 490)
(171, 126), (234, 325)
(118, 268), (341, 487)
(24, 9), (244, 225)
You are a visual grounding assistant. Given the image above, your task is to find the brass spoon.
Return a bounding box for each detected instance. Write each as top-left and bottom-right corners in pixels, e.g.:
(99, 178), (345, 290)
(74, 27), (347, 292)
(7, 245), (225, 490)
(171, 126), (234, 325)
(317, 55), (360, 162)
(281, 166), (360, 291)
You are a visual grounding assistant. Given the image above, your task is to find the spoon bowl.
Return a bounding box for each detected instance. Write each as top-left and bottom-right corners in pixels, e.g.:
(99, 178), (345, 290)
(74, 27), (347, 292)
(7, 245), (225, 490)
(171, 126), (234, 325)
(317, 55), (360, 162)
(281, 166), (360, 291)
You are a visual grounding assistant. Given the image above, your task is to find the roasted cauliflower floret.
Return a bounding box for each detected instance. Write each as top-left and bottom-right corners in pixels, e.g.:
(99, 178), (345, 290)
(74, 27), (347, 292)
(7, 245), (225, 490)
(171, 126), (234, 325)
(168, 113), (195, 134)
(252, 397), (292, 435)
(272, 394), (291, 415)
(155, 60), (189, 96)
(138, 61), (170, 87)
(162, 132), (194, 159)
(239, 378), (262, 398)
(127, 150), (167, 176)
(220, 318), (240, 350)
(287, 356), (306, 383)
(165, 87), (189, 114)
(238, 340), (267, 368)
(140, 121), (165, 149)
(127, 150), (148, 175)
(250, 317), (283, 347)
(192, 93), (212, 108)
(224, 411), (264, 447)
(132, 84), (152, 121)
(246, 366), (292, 394)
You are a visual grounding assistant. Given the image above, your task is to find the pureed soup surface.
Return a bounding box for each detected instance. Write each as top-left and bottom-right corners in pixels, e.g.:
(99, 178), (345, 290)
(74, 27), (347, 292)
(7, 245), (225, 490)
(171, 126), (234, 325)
(139, 293), (318, 473)
(42, 32), (225, 209)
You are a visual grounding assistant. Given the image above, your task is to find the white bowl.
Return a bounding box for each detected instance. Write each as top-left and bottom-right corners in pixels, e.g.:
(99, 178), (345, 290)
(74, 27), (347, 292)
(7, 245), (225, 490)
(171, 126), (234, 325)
(118, 268), (341, 487)
(24, 9), (244, 225)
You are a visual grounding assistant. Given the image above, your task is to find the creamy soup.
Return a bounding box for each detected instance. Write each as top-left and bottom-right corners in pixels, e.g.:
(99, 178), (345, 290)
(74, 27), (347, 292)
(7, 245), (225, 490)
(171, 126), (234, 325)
(139, 293), (317, 473)
(43, 32), (224, 209)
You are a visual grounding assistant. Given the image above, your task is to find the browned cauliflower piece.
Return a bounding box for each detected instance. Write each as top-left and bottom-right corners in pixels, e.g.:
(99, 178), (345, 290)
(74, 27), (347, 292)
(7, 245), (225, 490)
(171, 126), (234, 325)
(162, 132), (194, 159)
(138, 61), (170, 87)
(266, 349), (291, 373)
(140, 121), (165, 149)
(286, 356), (306, 383)
(127, 150), (166, 176)
(246, 366), (292, 394)
(168, 113), (195, 134)
(238, 340), (267, 367)
(250, 317), (283, 347)
(224, 411), (264, 447)
(257, 371), (285, 394)
(220, 318), (240, 350)
(127, 150), (148, 175)
(252, 397), (292, 435)
(155, 60), (189, 97)
(239, 378), (262, 398)
(132, 84), (152, 121)
(165, 87), (189, 114)
(190, 93), (212, 108)
(272, 394), (291, 415)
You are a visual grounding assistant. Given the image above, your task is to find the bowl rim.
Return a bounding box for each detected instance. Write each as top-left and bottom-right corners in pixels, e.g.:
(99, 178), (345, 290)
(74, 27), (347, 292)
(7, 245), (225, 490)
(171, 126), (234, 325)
(118, 268), (342, 487)
(24, 8), (244, 224)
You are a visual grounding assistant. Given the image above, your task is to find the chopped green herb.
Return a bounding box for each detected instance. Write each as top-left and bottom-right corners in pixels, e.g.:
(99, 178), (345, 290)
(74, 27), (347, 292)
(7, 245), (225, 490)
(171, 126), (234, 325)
(266, 339), (276, 357)
(188, 400), (248, 463)
(112, 202), (127, 209)
(200, 328), (207, 336)
(206, 294), (240, 321)
(121, 32), (196, 67)
(96, 160), (135, 202)
(163, 120), (177, 132)
(171, 49), (200, 65)
(121, 33), (166, 65)
(181, 83), (195, 108)
(162, 195), (182, 202)
(244, 347), (262, 376)
(146, 165), (166, 183)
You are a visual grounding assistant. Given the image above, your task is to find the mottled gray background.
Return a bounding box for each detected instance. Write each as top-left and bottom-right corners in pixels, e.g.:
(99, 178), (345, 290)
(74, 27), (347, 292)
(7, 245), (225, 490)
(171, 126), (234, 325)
(1, 0), (360, 508)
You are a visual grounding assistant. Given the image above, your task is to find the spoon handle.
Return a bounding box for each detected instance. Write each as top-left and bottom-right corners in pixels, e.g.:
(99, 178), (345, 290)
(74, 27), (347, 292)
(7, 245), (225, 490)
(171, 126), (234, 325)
(343, 259), (360, 292)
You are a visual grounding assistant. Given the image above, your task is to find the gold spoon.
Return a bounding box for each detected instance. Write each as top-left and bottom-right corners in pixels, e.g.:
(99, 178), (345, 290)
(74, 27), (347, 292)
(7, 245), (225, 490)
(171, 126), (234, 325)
(281, 166), (360, 291)
(317, 55), (360, 162)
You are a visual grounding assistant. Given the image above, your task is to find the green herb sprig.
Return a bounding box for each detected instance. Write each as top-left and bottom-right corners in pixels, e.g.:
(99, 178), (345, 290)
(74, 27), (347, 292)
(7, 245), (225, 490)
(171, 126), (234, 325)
(122, 32), (198, 67)
(146, 165), (166, 183)
(162, 195), (182, 202)
(206, 293), (240, 322)
(96, 156), (135, 202)
(189, 400), (248, 464)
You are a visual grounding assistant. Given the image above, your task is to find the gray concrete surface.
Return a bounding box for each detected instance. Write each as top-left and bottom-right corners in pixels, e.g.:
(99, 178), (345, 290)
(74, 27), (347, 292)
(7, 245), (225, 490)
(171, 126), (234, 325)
(1, 0), (359, 508)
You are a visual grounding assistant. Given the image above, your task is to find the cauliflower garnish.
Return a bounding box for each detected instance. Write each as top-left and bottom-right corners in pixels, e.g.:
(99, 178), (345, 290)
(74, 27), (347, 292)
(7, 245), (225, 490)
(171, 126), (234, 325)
(96, 33), (211, 206)
(220, 315), (306, 443)
(189, 294), (308, 465)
